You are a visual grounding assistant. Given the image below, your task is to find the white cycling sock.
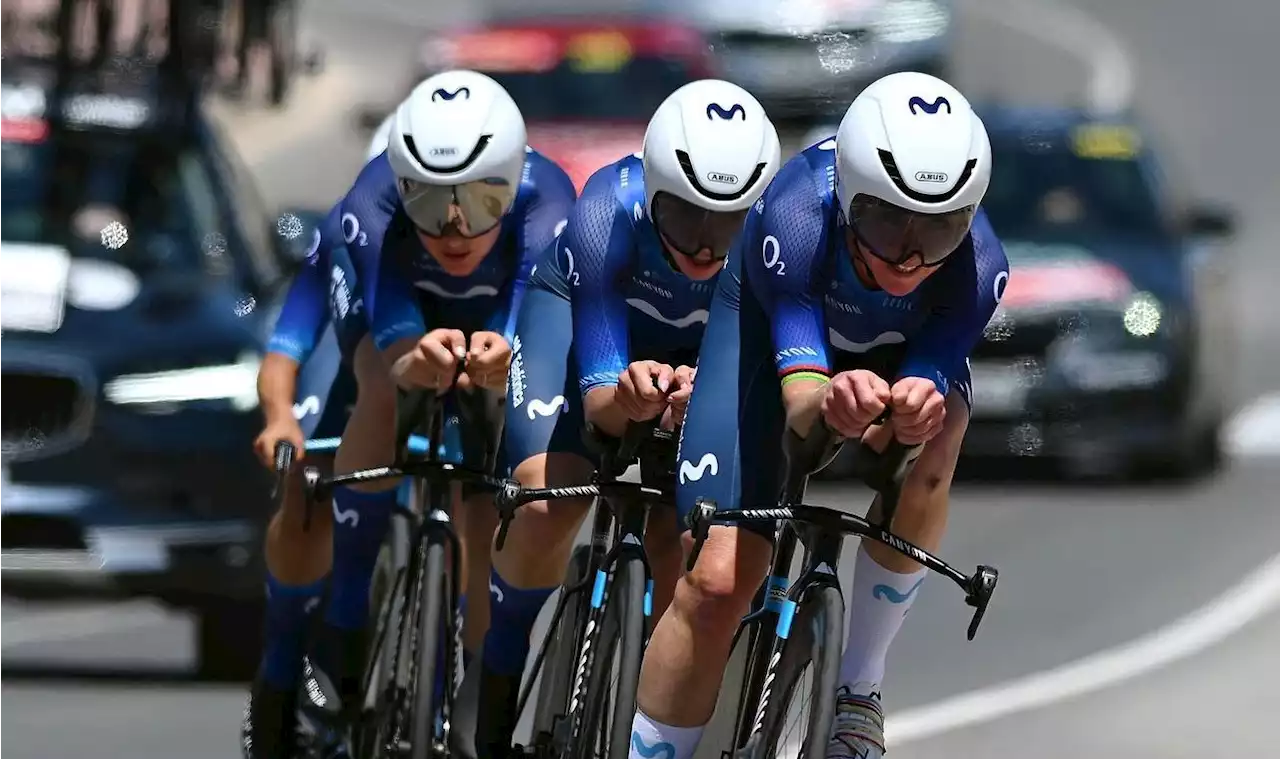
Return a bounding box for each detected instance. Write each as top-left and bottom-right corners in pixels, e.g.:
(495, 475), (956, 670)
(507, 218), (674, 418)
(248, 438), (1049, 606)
(839, 545), (927, 694)
(629, 709), (705, 759)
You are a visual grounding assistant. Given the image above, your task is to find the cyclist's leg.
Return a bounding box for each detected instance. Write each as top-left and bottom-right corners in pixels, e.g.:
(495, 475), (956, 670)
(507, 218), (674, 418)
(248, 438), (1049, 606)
(314, 333), (398, 696)
(828, 357), (972, 759)
(484, 283), (596, 681)
(630, 276), (779, 759)
(244, 327), (344, 758)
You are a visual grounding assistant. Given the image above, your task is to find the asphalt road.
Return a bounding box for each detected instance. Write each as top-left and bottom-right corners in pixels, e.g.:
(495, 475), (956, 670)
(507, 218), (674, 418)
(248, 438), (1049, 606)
(5, 1), (1280, 757)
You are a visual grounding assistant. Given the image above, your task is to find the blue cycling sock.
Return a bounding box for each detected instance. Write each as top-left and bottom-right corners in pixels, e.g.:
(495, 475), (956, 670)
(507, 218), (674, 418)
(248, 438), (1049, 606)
(482, 570), (556, 676)
(325, 486), (395, 631)
(260, 573), (326, 690)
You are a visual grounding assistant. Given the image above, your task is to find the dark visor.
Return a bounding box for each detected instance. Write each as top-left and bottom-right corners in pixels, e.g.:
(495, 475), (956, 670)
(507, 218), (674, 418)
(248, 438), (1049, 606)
(397, 177), (517, 238)
(651, 192), (748, 260)
(847, 195), (976, 268)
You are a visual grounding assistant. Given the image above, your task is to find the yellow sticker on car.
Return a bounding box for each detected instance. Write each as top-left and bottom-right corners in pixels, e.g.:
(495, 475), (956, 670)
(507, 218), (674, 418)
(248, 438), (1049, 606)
(565, 31), (633, 73)
(1070, 124), (1141, 160)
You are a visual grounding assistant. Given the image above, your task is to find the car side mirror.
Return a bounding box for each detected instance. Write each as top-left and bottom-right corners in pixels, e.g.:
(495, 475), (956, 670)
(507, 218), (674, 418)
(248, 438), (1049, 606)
(274, 207), (327, 264)
(1181, 205), (1235, 239)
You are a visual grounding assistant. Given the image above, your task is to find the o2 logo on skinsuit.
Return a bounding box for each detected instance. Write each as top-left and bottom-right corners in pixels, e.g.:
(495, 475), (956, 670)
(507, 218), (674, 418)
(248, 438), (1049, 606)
(761, 235), (786, 276)
(993, 270), (1009, 304)
(560, 245), (581, 287)
(679, 453), (719, 484)
(340, 213), (368, 247)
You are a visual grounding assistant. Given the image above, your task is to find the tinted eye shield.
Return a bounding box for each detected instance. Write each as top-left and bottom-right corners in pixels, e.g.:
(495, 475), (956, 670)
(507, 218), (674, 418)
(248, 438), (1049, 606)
(846, 195), (976, 269)
(651, 192), (748, 259)
(397, 177), (517, 239)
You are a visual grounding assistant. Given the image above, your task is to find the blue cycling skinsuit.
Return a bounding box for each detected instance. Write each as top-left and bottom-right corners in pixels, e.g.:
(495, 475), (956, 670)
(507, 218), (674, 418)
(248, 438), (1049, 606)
(674, 139), (1010, 537)
(319, 146), (576, 648)
(265, 204), (365, 441)
(484, 153), (722, 680)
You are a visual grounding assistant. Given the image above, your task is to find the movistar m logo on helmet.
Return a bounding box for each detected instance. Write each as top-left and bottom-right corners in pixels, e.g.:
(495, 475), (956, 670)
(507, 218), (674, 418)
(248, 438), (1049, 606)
(706, 103), (746, 121)
(908, 96), (951, 115)
(432, 86), (471, 102)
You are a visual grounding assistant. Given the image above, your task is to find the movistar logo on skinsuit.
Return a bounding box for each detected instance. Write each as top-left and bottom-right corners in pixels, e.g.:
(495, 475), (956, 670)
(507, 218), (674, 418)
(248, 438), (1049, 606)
(526, 396), (568, 420)
(679, 453), (719, 483)
(631, 733), (675, 759)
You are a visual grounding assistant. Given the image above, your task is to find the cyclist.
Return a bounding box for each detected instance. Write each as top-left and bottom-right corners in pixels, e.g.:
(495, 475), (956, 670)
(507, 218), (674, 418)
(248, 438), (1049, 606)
(629, 72), (1009, 759)
(311, 68), (577, 739)
(480, 79), (781, 750)
(242, 125), (394, 758)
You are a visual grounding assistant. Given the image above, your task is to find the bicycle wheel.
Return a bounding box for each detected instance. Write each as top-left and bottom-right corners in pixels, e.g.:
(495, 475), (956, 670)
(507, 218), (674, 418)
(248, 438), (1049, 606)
(571, 553), (647, 759)
(746, 584), (843, 759)
(529, 543), (598, 749)
(355, 515), (411, 757)
(408, 536), (450, 759)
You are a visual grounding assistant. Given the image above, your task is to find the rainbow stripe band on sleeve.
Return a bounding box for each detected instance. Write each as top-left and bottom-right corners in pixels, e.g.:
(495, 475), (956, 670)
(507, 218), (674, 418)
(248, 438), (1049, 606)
(781, 371), (831, 387)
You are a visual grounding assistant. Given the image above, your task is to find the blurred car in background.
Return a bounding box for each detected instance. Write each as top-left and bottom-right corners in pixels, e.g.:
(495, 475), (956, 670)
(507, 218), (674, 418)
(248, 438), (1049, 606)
(687, 0), (954, 121)
(365, 15), (717, 190)
(803, 109), (1237, 478)
(0, 31), (309, 679)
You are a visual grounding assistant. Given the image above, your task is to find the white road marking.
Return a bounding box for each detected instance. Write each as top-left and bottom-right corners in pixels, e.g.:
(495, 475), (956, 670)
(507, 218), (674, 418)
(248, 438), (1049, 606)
(1225, 392), (1280, 458)
(958, 0), (1135, 114)
(1, 605), (164, 648)
(885, 551), (1280, 745)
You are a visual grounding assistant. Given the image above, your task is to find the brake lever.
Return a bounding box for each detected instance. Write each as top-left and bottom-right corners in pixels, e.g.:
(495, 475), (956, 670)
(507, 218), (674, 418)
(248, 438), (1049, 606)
(964, 565), (999, 640)
(492, 479), (523, 552)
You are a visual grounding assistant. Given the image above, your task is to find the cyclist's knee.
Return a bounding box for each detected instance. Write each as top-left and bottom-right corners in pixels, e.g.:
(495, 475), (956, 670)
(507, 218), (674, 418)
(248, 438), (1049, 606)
(674, 526), (772, 638)
(508, 453), (594, 538)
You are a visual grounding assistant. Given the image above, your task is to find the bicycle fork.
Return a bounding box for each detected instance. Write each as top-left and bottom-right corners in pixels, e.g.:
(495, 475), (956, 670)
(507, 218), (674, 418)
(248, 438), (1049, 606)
(566, 496), (654, 747)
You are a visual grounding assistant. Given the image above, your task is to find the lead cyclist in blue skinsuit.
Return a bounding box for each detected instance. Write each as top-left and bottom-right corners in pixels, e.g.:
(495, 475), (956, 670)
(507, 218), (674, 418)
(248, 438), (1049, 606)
(628, 72), (1010, 759)
(243, 131), (393, 758)
(479, 79), (781, 752)
(305, 69), (576, 751)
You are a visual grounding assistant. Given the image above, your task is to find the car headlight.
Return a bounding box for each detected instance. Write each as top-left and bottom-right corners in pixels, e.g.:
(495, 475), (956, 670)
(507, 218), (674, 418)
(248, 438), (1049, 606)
(1122, 292), (1162, 338)
(103, 352), (261, 411)
(874, 0), (951, 44)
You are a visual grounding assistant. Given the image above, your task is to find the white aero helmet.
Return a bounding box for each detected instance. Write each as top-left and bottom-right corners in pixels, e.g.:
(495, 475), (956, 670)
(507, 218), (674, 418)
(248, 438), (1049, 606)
(642, 79), (781, 258)
(386, 70), (528, 237)
(835, 71), (991, 267)
(367, 112), (394, 162)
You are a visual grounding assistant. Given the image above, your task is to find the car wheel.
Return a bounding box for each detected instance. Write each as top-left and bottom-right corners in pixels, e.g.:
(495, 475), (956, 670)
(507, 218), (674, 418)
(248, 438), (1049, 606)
(196, 598), (266, 682)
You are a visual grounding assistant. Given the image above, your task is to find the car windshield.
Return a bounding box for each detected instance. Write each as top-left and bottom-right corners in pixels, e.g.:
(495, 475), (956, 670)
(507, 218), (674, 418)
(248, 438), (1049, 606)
(483, 55), (696, 122)
(1, 130), (210, 271)
(981, 129), (1168, 241)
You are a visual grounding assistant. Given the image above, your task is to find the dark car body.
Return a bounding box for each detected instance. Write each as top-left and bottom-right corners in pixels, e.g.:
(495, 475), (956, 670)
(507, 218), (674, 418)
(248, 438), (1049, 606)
(385, 16), (718, 191)
(0, 51), (300, 676)
(803, 107), (1236, 478)
(962, 109), (1236, 476)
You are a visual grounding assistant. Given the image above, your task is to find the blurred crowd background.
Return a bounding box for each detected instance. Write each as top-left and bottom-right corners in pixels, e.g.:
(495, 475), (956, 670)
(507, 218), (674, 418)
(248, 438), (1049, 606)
(3, 1), (1278, 757)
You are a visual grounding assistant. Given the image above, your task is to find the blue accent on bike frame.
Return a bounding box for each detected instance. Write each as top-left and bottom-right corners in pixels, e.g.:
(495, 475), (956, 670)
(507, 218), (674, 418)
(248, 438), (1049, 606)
(305, 435), (433, 455)
(776, 599), (797, 639)
(763, 575), (789, 613)
(643, 578), (654, 617)
(631, 732), (676, 759)
(591, 569), (607, 609)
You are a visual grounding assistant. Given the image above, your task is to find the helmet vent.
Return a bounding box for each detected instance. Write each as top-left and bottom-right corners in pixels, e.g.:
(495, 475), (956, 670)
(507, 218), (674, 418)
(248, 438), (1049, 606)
(675, 150), (766, 203)
(877, 149), (976, 205)
(404, 133), (492, 175)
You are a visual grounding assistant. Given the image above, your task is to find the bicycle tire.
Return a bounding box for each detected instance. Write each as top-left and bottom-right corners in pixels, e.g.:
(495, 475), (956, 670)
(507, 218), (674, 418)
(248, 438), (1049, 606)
(571, 553), (646, 759)
(747, 584), (843, 759)
(529, 543), (597, 748)
(408, 537), (450, 759)
(355, 515), (411, 758)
